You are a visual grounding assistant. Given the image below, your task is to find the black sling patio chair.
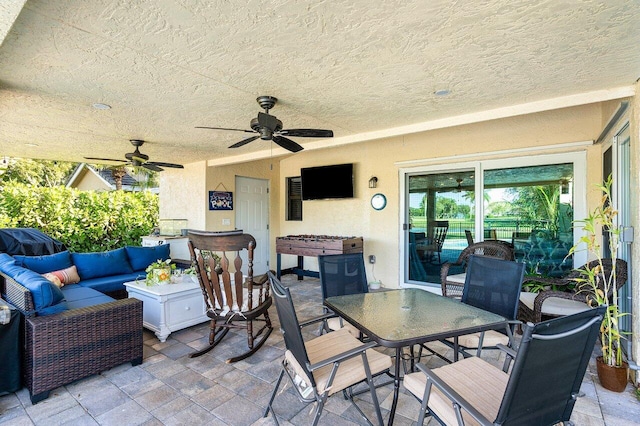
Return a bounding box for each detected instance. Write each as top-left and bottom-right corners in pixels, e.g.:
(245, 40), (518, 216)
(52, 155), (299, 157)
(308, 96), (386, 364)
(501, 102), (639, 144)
(441, 241), (515, 299)
(417, 255), (524, 364)
(404, 306), (605, 426)
(264, 271), (392, 426)
(449, 255), (525, 360)
(318, 253), (368, 336)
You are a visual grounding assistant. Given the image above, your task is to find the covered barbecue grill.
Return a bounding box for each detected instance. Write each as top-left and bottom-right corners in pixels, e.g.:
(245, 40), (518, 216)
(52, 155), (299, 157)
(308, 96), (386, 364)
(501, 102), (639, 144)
(0, 228), (66, 256)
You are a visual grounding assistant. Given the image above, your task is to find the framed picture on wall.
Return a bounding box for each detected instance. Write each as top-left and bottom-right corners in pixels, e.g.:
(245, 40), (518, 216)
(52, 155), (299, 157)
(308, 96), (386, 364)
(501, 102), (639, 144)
(209, 191), (233, 210)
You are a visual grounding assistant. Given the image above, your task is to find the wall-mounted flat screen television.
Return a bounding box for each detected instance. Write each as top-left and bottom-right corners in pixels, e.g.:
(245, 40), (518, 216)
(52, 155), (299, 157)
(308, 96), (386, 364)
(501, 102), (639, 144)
(301, 163), (354, 200)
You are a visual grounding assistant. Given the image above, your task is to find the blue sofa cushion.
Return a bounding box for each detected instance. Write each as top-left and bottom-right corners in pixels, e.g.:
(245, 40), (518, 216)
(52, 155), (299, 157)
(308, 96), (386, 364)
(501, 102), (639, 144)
(61, 284), (115, 309)
(72, 248), (133, 280)
(78, 272), (145, 294)
(38, 301), (69, 316)
(0, 253), (14, 267)
(0, 255), (65, 313)
(125, 245), (171, 272)
(13, 250), (74, 274)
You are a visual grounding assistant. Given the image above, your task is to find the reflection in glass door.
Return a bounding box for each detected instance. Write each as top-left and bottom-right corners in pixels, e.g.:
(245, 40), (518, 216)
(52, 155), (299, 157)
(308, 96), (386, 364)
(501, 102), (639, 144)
(484, 164), (574, 278)
(408, 171), (475, 283)
(405, 162), (575, 285)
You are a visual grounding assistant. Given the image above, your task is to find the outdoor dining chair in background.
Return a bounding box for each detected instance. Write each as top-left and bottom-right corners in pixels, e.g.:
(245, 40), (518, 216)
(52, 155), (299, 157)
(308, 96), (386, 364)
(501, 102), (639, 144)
(404, 306), (606, 425)
(440, 241), (515, 299)
(444, 254), (525, 360)
(318, 253), (368, 337)
(417, 220), (449, 264)
(518, 258), (628, 324)
(264, 272), (392, 426)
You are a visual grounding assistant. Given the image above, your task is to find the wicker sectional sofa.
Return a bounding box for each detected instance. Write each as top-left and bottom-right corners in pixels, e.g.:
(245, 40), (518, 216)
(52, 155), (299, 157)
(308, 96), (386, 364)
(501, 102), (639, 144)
(0, 244), (170, 403)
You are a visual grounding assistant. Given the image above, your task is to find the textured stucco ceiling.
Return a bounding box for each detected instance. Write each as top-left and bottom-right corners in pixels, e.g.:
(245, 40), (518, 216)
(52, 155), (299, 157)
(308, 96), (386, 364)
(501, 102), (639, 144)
(0, 0), (639, 167)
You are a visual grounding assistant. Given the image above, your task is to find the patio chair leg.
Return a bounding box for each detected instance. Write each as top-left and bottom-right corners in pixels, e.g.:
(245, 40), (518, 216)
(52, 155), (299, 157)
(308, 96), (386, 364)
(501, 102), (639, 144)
(264, 368), (285, 424)
(311, 399), (325, 426)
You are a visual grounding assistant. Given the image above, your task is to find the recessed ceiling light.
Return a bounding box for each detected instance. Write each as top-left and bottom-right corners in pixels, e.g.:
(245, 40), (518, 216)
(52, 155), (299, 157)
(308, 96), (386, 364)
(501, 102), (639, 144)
(25, 143), (39, 147)
(434, 89), (451, 97)
(92, 103), (111, 110)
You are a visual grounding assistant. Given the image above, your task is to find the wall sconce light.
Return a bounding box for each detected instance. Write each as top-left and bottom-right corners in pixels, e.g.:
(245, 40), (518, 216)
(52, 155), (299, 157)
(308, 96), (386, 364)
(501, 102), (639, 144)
(369, 176), (378, 188)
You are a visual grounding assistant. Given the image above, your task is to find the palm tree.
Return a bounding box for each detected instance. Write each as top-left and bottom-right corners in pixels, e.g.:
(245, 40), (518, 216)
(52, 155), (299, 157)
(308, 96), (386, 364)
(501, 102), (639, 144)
(111, 167), (126, 191)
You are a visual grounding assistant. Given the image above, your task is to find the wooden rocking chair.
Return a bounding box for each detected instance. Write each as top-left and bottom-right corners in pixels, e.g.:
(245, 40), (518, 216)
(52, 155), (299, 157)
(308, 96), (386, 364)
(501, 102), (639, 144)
(187, 230), (273, 363)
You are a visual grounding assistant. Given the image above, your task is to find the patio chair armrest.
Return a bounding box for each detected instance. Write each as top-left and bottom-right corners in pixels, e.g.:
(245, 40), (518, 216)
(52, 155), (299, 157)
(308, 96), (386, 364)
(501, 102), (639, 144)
(522, 275), (569, 288)
(519, 290), (588, 323)
(298, 312), (336, 328)
(251, 270), (274, 286)
(440, 262), (453, 283)
(308, 340), (379, 371)
(496, 343), (518, 372)
(415, 363), (494, 426)
(496, 343), (517, 359)
(533, 290), (586, 316)
(440, 261), (465, 298)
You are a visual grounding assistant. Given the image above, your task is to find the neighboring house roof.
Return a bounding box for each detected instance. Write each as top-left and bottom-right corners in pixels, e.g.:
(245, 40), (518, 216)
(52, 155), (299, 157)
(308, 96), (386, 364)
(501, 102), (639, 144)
(97, 168), (138, 187)
(66, 163), (156, 192)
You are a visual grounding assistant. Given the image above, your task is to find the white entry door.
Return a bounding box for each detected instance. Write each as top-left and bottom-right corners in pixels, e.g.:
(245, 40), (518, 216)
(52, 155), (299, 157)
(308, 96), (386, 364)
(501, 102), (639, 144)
(235, 176), (269, 274)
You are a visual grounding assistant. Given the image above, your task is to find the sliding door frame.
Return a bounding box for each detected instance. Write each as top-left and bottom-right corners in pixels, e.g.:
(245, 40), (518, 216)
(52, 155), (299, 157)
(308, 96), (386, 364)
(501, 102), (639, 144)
(399, 151), (588, 289)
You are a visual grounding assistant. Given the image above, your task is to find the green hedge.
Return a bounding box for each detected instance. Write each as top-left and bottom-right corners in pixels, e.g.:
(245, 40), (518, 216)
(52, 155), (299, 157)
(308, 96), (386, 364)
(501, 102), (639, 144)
(0, 183), (158, 252)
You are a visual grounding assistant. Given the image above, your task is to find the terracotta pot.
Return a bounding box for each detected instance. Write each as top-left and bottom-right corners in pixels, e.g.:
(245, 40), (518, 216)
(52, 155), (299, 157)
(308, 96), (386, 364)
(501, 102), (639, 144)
(596, 356), (628, 392)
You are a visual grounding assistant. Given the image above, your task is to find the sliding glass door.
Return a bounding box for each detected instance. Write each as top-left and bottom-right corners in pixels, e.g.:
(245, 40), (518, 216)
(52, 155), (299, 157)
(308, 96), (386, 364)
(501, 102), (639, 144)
(402, 153), (586, 287)
(408, 170), (475, 283)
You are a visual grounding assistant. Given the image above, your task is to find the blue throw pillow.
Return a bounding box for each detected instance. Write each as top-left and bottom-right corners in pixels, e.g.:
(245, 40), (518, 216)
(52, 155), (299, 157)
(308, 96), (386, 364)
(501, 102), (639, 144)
(71, 248), (134, 280)
(125, 245), (171, 271)
(0, 259), (64, 311)
(13, 250), (73, 274)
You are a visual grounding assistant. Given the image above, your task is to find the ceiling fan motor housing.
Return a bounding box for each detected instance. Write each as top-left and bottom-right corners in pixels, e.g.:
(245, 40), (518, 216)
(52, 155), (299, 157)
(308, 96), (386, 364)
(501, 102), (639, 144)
(125, 149), (149, 162)
(250, 116), (283, 140)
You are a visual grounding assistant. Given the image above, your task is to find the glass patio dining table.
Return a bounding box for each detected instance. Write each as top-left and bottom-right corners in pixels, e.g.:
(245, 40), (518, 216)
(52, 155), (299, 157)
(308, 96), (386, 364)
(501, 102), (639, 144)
(324, 288), (508, 425)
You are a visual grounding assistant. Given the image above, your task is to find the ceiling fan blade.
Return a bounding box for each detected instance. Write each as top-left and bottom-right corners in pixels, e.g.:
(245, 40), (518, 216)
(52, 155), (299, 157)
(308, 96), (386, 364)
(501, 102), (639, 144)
(258, 112), (279, 131)
(279, 129), (334, 138)
(129, 154), (149, 163)
(147, 162), (184, 169)
(84, 157), (127, 163)
(229, 135), (260, 149)
(142, 163), (163, 172)
(273, 135), (304, 153)
(195, 126), (255, 133)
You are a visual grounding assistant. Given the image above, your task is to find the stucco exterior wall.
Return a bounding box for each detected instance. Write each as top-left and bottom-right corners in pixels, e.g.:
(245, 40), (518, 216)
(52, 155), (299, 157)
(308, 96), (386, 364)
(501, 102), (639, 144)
(159, 161), (207, 230)
(278, 103), (608, 290)
(204, 158), (279, 231)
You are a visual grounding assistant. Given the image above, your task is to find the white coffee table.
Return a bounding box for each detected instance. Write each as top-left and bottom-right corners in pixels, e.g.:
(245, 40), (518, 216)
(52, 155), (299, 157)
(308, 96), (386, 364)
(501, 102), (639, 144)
(124, 276), (208, 342)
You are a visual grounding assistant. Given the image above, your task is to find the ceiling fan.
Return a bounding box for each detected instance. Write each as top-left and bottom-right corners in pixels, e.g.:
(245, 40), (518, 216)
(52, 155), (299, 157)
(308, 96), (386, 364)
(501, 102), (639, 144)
(196, 96), (334, 153)
(85, 139), (184, 172)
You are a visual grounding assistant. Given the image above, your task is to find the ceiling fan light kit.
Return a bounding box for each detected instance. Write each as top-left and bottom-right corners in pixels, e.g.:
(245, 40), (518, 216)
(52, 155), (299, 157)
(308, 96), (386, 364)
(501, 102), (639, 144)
(196, 95), (334, 153)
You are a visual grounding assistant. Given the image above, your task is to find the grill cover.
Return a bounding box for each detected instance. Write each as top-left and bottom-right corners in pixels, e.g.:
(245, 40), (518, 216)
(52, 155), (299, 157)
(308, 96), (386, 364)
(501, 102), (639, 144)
(0, 228), (66, 256)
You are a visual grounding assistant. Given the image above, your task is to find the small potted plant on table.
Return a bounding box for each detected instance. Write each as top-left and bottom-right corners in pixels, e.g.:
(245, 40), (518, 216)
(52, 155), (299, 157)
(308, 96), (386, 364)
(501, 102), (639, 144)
(145, 259), (175, 286)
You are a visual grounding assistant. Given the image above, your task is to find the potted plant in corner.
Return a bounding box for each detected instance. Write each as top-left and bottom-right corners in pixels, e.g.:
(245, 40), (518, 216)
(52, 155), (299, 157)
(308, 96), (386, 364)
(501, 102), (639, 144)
(569, 174), (629, 392)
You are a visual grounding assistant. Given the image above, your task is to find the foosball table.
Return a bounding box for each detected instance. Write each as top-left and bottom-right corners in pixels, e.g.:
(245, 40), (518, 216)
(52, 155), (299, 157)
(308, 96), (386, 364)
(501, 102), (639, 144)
(275, 235), (364, 279)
